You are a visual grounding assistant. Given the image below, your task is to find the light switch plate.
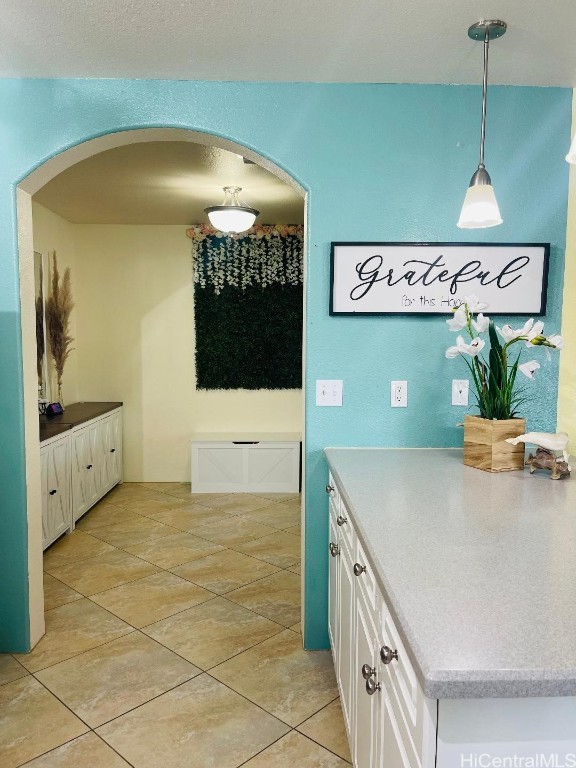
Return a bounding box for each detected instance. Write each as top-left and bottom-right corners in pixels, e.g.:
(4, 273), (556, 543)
(391, 380), (408, 408)
(316, 380), (343, 406)
(452, 379), (469, 406)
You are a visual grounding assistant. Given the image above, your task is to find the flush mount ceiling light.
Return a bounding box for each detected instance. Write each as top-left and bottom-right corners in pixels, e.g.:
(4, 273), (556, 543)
(204, 186), (259, 234)
(457, 20), (507, 229)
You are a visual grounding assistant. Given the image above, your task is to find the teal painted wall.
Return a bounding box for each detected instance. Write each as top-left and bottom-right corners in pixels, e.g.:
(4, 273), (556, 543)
(0, 80), (570, 651)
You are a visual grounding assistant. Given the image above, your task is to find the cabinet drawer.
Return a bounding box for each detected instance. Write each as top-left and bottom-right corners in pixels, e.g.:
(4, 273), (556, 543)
(354, 537), (377, 611)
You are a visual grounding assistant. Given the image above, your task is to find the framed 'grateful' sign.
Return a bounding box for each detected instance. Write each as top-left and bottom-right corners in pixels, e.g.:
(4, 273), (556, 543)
(329, 242), (550, 316)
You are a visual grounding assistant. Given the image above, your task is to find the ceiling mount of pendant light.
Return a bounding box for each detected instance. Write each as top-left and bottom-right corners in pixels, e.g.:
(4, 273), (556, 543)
(457, 19), (507, 229)
(204, 186), (260, 234)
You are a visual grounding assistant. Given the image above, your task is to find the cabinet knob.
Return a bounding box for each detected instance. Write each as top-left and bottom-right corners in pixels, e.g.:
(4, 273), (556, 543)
(380, 645), (399, 665)
(49, 489), (57, 496)
(336, 515), (348, 526)
(86, 464), (93, 469)
(325, 484), (334, 495)
(329, 542), (340, 557)
(365, 678), (381, 695)
(353, 563), (366, 577)
(110, 448), (116, 453)
(361, 663), (376, 680)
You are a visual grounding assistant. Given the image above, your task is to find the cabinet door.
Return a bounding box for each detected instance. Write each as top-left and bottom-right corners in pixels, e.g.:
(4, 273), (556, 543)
(338, 538), (355, 739)
(377, 692), (416, 768)
(71, 428), (91, 521)
(355, 587), (380, 768)
(98, 416), (112, 493)
(86, 420), (104, 504)
(44, 438), (71, 547)
(328, 511), (339, 662)
(105, 410), (122, 486)
(41, 448), (50, 548)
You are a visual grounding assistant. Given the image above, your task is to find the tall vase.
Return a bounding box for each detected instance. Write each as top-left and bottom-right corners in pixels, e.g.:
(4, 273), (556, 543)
(57, 381), (64, 410)
(463, 415), (526, 472)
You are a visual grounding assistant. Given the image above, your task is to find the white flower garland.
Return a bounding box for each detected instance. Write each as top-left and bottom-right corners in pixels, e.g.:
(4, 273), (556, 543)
(187, 224), (303, 295)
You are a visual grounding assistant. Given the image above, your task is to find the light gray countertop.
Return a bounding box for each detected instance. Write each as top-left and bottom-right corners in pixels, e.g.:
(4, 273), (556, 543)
(324, 448), (576, 700)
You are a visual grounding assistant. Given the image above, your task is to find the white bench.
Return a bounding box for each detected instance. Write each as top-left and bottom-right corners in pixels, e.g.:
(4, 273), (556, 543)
(190, 432), (301, 494)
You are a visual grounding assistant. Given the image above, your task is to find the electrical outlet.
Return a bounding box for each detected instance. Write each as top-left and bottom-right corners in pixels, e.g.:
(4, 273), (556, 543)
(452, 379), (469, 406)
(391, 380), (408, 408)
(316, 380), (343, 406)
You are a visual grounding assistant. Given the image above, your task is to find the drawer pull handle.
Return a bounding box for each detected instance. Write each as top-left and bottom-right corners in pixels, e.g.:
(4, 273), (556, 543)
(86, 464), (93, 469)
(336, 515), (348, 526)
(329, 542), (340, 557)
(49, 489), (57, 496)
(365, 678), (381, 695)
(110, 448), (116, 453)
(325, 484), (334, 495)
(380, 645), (399, 665)
(362, 664), (376, 680)
(353, 563), (366, 577)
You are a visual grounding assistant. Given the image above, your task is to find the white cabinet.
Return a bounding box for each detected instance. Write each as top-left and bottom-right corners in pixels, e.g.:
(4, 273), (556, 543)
(328, 466), (576, 766)
(191, 434), (300, 493)
(41, 406), (123, 549)
(71, 408), (123, 522)
(40, 434), (72, 549)
(327, 472), (437, 768)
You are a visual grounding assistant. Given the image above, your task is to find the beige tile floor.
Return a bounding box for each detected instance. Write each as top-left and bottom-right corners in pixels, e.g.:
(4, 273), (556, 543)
(1, 484), (352, 768)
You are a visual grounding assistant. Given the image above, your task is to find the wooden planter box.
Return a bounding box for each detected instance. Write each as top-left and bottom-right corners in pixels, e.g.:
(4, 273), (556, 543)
(463, 415), (526, 472)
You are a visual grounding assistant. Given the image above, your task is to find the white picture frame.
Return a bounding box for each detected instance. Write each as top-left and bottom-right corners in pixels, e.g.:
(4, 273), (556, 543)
(329, 242), (550, 316)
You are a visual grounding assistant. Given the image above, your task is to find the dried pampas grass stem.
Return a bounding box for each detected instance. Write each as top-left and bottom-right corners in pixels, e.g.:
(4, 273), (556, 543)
(45, 251), (74, 405)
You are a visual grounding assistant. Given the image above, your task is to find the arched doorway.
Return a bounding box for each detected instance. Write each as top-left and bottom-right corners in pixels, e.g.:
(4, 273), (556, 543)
(16, 127), (308, 651)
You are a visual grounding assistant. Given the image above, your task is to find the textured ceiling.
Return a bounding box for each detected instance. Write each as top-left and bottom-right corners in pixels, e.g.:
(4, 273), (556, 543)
(3, 0), (576, 86)
(33, 142), (304, 225)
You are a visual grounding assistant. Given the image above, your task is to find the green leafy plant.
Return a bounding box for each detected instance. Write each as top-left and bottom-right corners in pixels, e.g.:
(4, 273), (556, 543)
(445, 295), (563, 420)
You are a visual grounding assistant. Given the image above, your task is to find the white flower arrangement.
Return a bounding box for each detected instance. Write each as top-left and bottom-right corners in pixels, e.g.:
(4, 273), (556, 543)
(445, 295), (564, 420)
(187, 225), (303, 295)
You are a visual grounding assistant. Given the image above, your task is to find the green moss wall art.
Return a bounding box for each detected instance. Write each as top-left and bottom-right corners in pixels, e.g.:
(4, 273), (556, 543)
(187, 224), (304, 390)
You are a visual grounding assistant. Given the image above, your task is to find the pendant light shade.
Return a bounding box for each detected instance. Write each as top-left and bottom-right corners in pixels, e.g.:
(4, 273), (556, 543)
(566, 134), (576, 164)
(204, 186), (259, 234)
(457, 20), (506, 230)
(457, 166), (503, 229)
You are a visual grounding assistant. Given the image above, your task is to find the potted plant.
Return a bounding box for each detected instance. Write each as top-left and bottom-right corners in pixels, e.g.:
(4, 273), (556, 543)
(445, 295), (563, 472)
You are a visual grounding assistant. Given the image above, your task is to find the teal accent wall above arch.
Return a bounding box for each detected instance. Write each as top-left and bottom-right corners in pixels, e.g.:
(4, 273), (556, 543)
(0, 79), (571, 651)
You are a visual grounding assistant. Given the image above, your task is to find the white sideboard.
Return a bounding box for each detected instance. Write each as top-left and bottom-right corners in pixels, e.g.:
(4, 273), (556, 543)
(40, 405), (123, 549)
(191, 432), (301, 493)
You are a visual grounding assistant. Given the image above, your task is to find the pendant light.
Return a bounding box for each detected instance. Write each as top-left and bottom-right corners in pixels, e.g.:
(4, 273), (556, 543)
(204, 186), (259, 234)
(457, 20), (506, 229)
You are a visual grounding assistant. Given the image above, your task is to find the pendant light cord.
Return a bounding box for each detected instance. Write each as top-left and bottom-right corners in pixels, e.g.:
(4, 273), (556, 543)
(479, 28), (489, 168)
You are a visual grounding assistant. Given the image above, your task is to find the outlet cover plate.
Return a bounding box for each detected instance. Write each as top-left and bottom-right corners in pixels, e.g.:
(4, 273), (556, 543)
(391, 380), (408, 408)
(452, 379), (469, 406)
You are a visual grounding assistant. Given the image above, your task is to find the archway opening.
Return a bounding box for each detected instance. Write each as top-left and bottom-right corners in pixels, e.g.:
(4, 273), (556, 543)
(17, 127), (308, 650)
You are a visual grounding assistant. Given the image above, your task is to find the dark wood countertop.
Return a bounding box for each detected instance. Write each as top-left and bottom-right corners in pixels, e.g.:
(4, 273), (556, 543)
(40, 402), (123, 442)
